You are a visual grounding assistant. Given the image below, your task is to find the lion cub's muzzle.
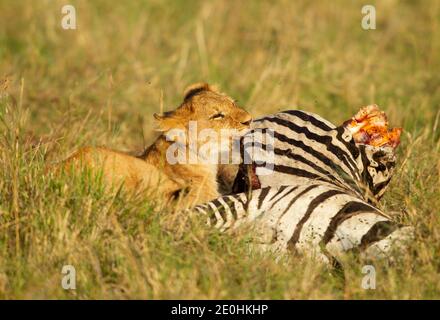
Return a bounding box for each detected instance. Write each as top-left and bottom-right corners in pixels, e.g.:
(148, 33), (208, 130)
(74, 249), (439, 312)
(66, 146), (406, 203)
(239, 112), (253, 127)
(241, 119), (253, 126)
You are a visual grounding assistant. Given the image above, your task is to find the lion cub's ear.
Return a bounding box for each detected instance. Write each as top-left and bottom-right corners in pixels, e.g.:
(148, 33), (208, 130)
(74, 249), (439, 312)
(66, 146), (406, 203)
(154, 112), (186, 143)
(183, 82), (220, 101)
(154, 112), (180, 132)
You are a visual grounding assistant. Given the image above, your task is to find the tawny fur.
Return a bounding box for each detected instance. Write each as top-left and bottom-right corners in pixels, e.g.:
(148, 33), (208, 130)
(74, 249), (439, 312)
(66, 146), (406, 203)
(57, 83), (252, 207)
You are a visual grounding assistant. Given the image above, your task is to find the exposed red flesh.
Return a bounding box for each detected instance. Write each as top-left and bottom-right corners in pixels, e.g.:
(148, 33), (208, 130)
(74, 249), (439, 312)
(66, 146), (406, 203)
(343, 104), (402, 149)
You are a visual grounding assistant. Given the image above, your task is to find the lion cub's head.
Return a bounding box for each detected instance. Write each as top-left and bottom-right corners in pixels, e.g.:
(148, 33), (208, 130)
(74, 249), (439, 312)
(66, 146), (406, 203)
(154, 83), (251, 161)
(154, 83), (252, 133)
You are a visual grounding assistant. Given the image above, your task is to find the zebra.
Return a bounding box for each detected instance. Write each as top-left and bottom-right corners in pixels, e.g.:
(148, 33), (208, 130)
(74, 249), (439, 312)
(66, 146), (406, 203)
(195, 109), (412, 263)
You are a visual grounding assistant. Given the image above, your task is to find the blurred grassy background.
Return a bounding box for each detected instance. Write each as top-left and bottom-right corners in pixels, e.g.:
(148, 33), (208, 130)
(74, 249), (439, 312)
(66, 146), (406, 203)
(0, 0), (439, 298)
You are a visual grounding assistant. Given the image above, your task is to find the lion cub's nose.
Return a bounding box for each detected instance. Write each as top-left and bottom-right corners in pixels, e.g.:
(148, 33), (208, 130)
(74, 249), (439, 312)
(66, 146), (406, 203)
(241, 114), (253, 126)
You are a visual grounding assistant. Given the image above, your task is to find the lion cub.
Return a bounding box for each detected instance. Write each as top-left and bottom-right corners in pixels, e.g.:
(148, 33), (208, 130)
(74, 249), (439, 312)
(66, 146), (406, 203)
(58, 83), (252, 207)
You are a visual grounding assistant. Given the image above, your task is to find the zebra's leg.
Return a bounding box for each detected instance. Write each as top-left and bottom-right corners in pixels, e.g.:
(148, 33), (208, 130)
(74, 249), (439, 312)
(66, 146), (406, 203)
(324, 215), (414, 262)
(360, 225), (414, 260)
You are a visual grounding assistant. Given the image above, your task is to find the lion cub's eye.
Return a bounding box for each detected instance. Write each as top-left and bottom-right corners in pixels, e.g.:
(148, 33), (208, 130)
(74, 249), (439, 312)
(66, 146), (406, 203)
(210, 112), (225, 120)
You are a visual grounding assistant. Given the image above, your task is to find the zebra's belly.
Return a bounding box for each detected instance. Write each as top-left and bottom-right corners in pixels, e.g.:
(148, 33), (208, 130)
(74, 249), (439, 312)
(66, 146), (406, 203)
(195, 182), (411, 263)
(246, 184), (383, 257)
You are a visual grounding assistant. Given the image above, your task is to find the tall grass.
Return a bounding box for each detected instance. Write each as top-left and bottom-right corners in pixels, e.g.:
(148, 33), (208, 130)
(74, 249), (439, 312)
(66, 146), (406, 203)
(0, 0), (439, 298)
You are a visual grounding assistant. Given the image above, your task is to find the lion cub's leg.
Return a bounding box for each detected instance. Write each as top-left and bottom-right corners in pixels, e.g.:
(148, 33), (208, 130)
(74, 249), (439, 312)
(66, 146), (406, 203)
(178, 166), (220, 208)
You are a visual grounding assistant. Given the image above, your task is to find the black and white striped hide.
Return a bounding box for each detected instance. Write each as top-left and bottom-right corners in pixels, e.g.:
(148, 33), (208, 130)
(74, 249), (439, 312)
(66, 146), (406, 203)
(194, 182), (413, 264)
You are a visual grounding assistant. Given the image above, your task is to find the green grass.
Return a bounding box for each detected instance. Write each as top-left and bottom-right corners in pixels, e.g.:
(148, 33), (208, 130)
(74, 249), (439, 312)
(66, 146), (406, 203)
(0, 0), (439, 299)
